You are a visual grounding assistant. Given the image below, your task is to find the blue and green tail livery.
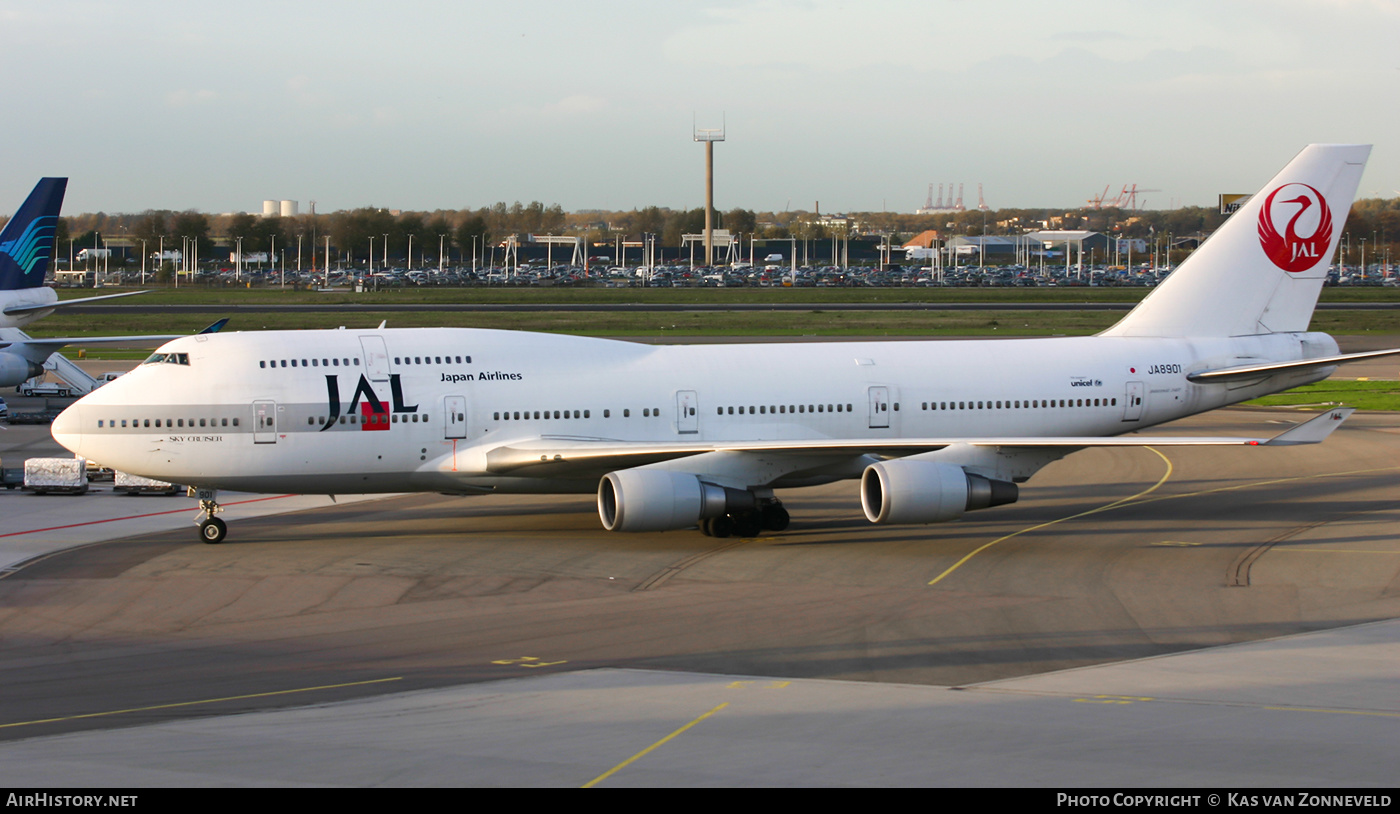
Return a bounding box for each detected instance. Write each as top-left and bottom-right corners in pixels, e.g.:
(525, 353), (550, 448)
(0, 178), (67, 292)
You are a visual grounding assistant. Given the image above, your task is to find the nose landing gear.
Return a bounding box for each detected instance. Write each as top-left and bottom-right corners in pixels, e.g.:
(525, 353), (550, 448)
(192, 487), (226, 544)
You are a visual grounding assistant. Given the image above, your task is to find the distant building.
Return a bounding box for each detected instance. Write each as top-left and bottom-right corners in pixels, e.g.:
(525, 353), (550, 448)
(812, 214), (855, 231)
(902, 230), (942, 249)
(1025, 230), (1111, 255)
(946, 235), (1040, 258)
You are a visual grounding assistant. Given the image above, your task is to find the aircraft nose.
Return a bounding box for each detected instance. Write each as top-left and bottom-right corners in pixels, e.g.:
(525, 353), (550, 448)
(51, 402), (84, 456)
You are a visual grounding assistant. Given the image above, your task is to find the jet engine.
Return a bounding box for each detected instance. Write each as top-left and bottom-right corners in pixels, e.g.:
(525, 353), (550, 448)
(598, 469), (755, 532)
(0, 354), (41, 388)
(861, 460), (1017, 525)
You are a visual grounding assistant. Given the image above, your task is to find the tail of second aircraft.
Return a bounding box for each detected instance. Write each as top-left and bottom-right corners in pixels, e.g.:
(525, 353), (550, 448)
(1101, 144), (1369, 338)
(0, 178), (67, 293)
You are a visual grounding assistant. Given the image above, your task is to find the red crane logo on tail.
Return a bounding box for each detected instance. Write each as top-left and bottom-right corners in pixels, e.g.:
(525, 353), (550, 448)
(1258, 183), (1333, 272)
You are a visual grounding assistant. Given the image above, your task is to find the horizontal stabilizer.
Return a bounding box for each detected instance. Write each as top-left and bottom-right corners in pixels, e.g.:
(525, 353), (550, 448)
(1261, 406), (1353, 445)
(1187, 348), (1400, 382)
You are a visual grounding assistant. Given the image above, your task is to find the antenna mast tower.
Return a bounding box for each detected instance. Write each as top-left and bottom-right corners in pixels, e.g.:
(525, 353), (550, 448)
(694, 120), (726, 267)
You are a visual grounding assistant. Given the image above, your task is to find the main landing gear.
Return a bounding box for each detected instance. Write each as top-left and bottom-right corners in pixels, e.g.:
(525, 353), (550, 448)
(192, 487), (226, 544)
(699, 499), (789, 538)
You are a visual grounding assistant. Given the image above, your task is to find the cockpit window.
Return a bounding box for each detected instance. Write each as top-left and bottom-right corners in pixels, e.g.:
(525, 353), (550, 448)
(142, 352), (190, 366)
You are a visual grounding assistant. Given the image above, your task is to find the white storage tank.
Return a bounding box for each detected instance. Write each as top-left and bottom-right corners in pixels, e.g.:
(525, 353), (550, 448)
(280, 200), (298, 217)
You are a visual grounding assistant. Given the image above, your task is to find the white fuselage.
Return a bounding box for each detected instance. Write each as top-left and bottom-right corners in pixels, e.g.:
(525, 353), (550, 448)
(51, 327), (1337, 496)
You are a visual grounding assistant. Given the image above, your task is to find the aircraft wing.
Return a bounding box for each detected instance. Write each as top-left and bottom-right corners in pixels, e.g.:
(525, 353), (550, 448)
(0, 320), (225, 354)
(0, 289), (148, 316)
(1186, 348), (1400, 382)
(0, 334), (184, 355)
(482, 407), (1354, 475)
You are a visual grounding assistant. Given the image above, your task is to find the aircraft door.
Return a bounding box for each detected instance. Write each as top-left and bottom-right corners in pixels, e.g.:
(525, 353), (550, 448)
(1123, 381), (1145, 421)
(676, 390), (698, 434)
(444, 395), (467, 439)
(253, 400), (278, 444)
(359, 335), (391, 382)
(868, 386), (890, 429)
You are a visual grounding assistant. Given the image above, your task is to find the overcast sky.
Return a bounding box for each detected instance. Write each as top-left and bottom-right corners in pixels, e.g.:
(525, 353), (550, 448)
(4, 0), (1397, 216)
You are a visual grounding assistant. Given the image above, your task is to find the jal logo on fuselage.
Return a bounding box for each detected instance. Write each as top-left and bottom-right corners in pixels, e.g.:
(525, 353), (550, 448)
(321, 374), (418, 431)
(1257, 183), (1333, 273)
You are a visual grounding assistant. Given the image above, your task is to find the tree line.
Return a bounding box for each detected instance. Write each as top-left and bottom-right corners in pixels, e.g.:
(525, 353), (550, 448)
(23, 195), (1400, 265)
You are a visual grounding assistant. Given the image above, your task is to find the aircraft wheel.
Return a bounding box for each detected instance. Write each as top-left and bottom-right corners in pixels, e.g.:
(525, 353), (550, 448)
(730, 512), (762, 538)
(199, 517), (227, 545)
(762, 504), (790, 531)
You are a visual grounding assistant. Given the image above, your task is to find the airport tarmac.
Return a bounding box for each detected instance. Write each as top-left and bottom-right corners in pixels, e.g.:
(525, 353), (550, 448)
(0, 396), (1397, 786)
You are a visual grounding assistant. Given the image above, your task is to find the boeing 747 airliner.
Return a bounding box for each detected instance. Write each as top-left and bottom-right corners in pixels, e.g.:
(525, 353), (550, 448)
(52, 145), (1392, 543)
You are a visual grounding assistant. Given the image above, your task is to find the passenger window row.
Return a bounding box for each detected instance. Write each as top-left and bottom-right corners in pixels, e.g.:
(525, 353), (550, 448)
(100, 417), (239, 429)
(919, 397), (1118, 410)
(394, 355), (471, 365)
(260, 358), (359, 369)
(259, 355), (470, 370)
(717, 403), (855, 415)
(306, 413), (430, 425)
(491, 408), (661, 421)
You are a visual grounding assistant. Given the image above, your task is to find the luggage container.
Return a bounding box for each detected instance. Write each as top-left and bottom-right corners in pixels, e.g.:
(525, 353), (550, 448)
(114, 471), (181, 496)
(24, 457), (89, 495)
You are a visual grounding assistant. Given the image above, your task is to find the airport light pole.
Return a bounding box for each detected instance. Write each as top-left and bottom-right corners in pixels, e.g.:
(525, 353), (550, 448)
(380, 233), (388, 291)
(369, 236), (375, 275)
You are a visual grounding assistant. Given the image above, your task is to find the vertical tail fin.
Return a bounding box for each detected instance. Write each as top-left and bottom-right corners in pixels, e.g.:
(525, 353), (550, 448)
(0, 178), (68, 292)
(1102, 145), (1369, 338)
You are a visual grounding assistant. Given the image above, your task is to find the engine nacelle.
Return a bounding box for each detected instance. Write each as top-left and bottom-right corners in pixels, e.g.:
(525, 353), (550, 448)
(598, 469), (754, 532)
(0, 353), (41, 388)
(861, 460), (1017, 525)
